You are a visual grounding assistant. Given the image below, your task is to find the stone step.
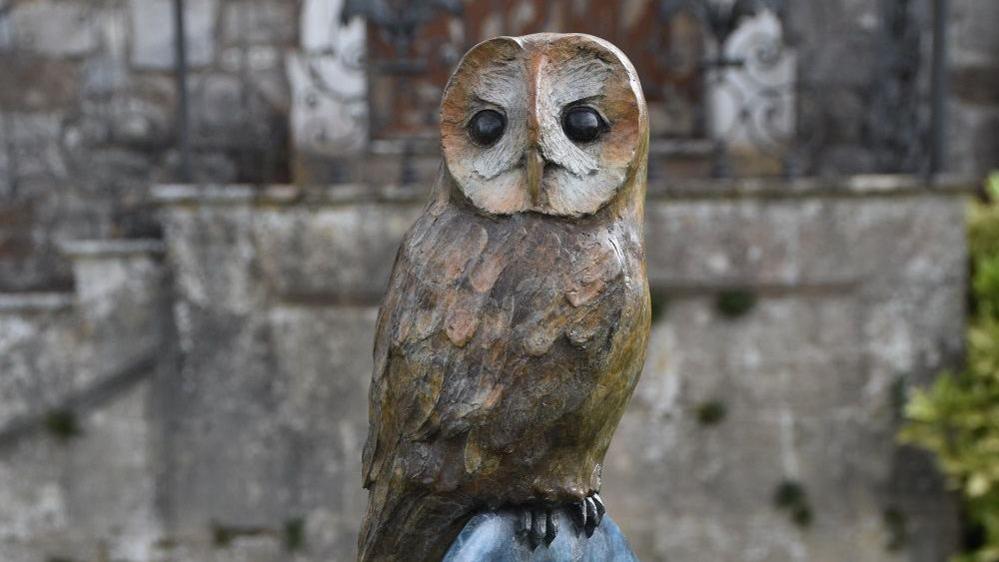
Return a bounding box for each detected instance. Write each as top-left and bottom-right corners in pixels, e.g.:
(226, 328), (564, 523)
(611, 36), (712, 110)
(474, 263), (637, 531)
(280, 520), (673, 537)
(58, 239), (166, 259)
(0, 292), (74, 314)
(0, 238), (169, 439)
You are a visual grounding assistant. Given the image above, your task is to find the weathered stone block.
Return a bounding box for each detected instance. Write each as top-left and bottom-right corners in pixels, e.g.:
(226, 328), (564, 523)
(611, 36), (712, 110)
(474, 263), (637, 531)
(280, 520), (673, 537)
(266, 305), (375, 558)
(160, 309), (292, 526)
(82, 54), (130, 97)
(0, 303), (79, 431)
(62, 240), (168, 383)
(160, 203), (264, 315)
(222, 0), (298, 46)
(253, 204), (422, 301)
(0, 113), (67, 187)
(947, 102), (999, 175)
(9, 0), (99, 57)
(130, 0), (217, 69)
(951, 0), (999, 63)
(0, 56), (80, 112)
(604, 293), (957, 562)
(0, 239), (167, 445)
(951, 65), (999, 106)
(0, 436), (70, 546)
(189, 73), (247, 139)
(645, 195), (966, 289)
(63, 380), (162, 561)
(0, 379), (160, 562)
(161, 300), (375, 556)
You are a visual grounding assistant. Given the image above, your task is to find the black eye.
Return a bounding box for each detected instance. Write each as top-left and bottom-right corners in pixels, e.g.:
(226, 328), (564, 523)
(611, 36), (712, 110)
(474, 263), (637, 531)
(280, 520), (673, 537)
(562, 106), (606, 143)
(467, 109), (506, 146)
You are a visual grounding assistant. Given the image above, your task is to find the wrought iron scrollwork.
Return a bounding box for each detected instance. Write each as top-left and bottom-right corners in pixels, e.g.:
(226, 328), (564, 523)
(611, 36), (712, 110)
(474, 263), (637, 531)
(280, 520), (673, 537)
(346, 0), (941, 179)
(341, 0), (463, 57)
(657, 0), (935, 177)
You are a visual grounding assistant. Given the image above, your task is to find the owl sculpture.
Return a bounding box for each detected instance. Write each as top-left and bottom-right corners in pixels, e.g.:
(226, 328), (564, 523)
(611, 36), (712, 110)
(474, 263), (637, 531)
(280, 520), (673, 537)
(358, 33), (650, 562)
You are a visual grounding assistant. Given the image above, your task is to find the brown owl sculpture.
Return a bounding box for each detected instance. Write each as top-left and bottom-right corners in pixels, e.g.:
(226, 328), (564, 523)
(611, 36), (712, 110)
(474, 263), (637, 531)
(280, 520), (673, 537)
(358, 33), (650, 562)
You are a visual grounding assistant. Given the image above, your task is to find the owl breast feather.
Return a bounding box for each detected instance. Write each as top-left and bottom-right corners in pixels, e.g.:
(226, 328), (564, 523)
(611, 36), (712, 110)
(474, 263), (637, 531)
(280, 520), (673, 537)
(364, 204), (649, 497)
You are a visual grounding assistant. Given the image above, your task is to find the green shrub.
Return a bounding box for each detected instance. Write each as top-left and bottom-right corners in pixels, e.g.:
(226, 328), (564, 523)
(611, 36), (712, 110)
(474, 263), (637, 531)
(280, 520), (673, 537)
(901, 172), (999, 562)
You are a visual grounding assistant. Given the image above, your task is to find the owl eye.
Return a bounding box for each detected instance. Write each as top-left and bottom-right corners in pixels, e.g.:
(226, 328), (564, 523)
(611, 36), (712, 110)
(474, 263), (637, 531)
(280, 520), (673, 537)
(562, 106), (606, 143)
(467, 109), (506, 147)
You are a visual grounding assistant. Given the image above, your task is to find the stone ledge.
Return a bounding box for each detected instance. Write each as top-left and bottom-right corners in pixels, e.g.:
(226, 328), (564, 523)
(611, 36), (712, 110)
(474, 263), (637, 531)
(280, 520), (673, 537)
(649, 138), (716, 156)
(646, 173), (979, 200)
(152, 183), (427, 206)
(153, 173), (977, 208)
(58, 239), (166, 258)
(0, 292), (74, 313)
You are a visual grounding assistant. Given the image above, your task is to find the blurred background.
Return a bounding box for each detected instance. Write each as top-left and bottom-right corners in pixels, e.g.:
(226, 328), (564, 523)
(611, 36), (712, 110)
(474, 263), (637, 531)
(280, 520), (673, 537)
(0, 0), (997, 561)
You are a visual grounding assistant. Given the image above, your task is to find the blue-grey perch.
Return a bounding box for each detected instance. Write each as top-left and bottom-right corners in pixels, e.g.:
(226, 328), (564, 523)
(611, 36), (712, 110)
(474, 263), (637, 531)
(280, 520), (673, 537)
(443, 509), (640, 562)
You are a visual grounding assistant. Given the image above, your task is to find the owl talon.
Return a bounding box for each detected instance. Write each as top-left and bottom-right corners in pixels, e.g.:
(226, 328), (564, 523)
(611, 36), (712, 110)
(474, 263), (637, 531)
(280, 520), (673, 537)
(592, 493), (606, 524)
(572, 493), (605, 537)
(517, 506), (557, 549)
(544, 510), (558, 545)
(584, 497), (599, 536)
(573, 500), (587, 532)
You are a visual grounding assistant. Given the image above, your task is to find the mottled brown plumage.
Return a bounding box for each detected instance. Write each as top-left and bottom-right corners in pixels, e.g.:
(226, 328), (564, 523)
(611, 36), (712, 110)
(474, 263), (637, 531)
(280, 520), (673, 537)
(358, 33), (650, 562)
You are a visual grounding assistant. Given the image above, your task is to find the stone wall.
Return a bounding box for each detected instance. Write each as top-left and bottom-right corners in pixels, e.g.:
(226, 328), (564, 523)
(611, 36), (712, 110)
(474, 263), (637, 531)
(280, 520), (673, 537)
(610, 178), (968, 562)
(0, 240), (170, 562)
(0, 0), (298, 291)
(0, 176), (966, 562)
(0, 1), (993, 560)
(3, 0), (998, 292)
(948, 0), (999, 175)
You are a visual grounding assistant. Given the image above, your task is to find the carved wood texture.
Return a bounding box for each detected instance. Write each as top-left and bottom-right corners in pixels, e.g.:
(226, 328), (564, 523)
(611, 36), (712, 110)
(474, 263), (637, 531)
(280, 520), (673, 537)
(358, 33), (651, 562)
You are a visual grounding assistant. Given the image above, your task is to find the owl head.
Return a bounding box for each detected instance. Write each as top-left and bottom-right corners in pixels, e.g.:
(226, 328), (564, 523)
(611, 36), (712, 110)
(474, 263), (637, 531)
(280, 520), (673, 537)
(439, 33), (648, 218)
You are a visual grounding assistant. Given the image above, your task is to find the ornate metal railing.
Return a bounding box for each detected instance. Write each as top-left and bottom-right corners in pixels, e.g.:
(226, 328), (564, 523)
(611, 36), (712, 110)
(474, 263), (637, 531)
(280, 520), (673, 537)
(343, 0), (949, 179)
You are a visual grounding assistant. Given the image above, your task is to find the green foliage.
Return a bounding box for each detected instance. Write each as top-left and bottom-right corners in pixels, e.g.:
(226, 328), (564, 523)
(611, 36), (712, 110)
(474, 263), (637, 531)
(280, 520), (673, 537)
(902, 178), (999, 562)
(987, 171), (999, 201)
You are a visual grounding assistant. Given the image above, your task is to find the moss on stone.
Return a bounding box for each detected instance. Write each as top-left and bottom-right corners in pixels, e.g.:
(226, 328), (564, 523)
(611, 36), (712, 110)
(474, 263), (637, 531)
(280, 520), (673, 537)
(883, 507), (908, 551)
(650, 289), (669, 324)
(773, 480), (813, 528)
(715, 290), (756, 319)
(43, 409), (80, 442)
(694, 400), (727, 426)
(284, 517), (305, 552)
(211, 522), (234, 548)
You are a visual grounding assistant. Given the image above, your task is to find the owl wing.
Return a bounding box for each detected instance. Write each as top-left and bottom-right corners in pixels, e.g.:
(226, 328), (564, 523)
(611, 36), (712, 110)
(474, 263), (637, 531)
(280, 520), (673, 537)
(361, 205), (634, 490)
(362, 205), (493, 488)
(361, 205), (453, 489)
(361, 241), (402, 489)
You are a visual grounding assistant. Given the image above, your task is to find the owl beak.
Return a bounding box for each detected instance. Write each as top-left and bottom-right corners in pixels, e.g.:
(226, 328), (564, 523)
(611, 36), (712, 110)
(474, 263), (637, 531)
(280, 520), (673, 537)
(526, 147), (544, 206)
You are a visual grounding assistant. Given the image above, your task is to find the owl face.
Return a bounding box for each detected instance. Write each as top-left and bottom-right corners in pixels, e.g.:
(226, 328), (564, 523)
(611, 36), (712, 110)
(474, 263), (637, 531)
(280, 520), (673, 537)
(440, 33), (647, 217)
